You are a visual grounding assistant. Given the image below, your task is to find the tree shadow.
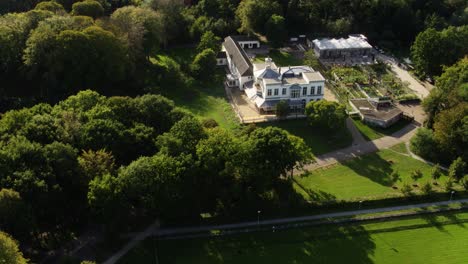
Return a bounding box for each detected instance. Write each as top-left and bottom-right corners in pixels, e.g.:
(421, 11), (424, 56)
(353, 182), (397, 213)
(341, 152), (395, 187)
(160, 224), (376, 264)
(293, 178), (337, 203)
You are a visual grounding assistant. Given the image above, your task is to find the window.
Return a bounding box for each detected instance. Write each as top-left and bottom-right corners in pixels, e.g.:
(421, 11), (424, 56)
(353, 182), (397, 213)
(267, 89), (272, 96)
(291, 89), (300, 98)
(282, 88), (287, 95)
(303, 87), (307, 96)
(317, 86), (322, 94)
(310, 86), (315, 95)
(274, 89), (279, 96)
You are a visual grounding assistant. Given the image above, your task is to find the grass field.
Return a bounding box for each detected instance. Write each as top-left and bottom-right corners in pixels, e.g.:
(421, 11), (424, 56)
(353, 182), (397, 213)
(118, 211), (468, 264)
(257, 119), (352, 155)
(352, 118), (412, 141)
(294, 144), (458, 202)
(152, 48), (240, 130)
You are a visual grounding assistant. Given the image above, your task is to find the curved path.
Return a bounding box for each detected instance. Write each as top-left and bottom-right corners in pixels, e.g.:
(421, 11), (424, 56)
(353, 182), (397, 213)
(298, 122), (419, 173)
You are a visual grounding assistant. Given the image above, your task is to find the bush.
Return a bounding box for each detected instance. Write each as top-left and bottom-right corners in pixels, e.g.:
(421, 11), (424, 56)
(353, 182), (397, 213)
(401, 183), (413, 196)
(396, 94), (420, 102)
(448, 157), (466, 181)
(275, 100), (289, 118)
(431, 164), (442, 184)
(444, 178), (454, 191)
(421, 181), (433, 195)
(411, 169), (423, 185)
(190, 48), (217, 80)
(201, 118), (219, 128)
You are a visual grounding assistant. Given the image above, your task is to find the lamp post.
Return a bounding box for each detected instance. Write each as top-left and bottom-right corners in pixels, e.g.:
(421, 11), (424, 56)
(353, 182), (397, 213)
(257, 210), (261, 228)
(359, 201), (363, 209)
(450, 191), (455, 201)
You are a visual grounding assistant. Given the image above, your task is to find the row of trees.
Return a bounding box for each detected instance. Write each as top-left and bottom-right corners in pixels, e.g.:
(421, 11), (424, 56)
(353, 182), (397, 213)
(0, 91), (312, 257)
(0, 0), (190, 105)
(411, 25), (468, 77)
(410, 57), (467, 173)
(237, 0), (467, 48)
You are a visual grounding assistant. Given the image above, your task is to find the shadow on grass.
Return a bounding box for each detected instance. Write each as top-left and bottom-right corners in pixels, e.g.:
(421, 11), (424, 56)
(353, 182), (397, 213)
(147, 224), (376, 264)
(293, 178), (337, 203)
(342, 153), (395, 187)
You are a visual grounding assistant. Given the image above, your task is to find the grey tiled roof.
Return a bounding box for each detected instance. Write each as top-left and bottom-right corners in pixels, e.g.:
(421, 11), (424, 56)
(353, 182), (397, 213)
(223, 36), (253, 76)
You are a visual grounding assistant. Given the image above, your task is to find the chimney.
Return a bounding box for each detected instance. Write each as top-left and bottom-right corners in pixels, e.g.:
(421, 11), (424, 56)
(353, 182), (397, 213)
(265, 57), (272, 69)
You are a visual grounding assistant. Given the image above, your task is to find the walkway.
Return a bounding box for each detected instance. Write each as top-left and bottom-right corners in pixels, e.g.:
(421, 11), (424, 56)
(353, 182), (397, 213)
(299, 122), (419, 173)
(102, 222), (159, 264)
(377, 54), (430, 99)
(154, 199), (468, 238)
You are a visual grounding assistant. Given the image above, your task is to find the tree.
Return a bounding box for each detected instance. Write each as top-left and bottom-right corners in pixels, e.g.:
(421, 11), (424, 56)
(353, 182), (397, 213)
(265, 14), (287, 48)
(410, 128), (438, 161)
(78, 149), (116, 180)
(433, 103), (468, 162)
(197, 31), (221, 53)
(157, 116), (207, 156)
(390, 170), (401, 187)
(423, 58), (468, 127)
(411, 26), (468, 77)
(421, 181), (433, 195)
(236, 0), (282, 34)
(111, 6), (163, 58)
(0, 232), (27, 264)
(445, 177), (454, 191)
(448, 157), (467, 181)
(304, 49), (321, 70)
(240, 127), (312, 190)
(190, 48), (217, 80)
(71, 0), (104, 19)
(35, 1), (64, 13)
(275, 100), (289, 118)
(461, 175), (468, 190)
(411, 169), (423, 185)
(431, 164), (442, 184)
(0, 189), (30, 239)
(305, 100), (347, 131)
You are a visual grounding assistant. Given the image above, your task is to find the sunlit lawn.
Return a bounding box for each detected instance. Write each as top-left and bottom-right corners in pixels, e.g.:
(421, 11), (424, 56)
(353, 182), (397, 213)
(294, 144), (457, 202)
(153, 48), (240, 130)
(118, 211), (468, 264)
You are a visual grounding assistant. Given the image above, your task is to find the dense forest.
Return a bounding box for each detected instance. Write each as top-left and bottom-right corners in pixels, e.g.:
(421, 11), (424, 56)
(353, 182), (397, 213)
(1, 0), (467, 107)
(0, 0), (467, 262)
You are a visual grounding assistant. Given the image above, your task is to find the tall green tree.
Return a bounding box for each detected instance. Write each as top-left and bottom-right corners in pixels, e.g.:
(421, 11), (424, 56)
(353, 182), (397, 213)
(305, 100), (347, 131)
(265, 14), (287, 48)
(236, 0), (282, 34)
(71, 0), (104, 19)
(0, 232), (27, 264)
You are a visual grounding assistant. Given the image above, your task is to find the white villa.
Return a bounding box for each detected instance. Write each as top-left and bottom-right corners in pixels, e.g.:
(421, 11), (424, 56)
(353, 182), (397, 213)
(222, 36), (326, 113)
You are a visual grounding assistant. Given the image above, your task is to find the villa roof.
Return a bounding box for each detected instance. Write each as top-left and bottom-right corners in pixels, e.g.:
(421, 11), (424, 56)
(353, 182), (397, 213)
(223, 36), (253, 76)
(230, 35), (259, 42)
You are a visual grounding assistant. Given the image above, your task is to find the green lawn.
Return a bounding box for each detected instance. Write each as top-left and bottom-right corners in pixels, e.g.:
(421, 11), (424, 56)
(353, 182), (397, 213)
(118, 211), (468, 264)
(253, 50), (303, 66)
(152, 48), (240, 130)
(258, 119), (352, 156)
(352, 118), (412, 141)
(295, 144), (457, 202)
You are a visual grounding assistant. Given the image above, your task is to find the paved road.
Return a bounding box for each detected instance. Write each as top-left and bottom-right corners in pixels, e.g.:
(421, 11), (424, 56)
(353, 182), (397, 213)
(154, 199), (468, 238)
(299, 122), (419, 173)
(377, 54), (430, 99)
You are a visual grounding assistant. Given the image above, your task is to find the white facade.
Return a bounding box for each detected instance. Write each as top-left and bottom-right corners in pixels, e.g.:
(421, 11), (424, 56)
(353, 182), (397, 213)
(238, 40), (260, 49)
(245, 58), (326, 112)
